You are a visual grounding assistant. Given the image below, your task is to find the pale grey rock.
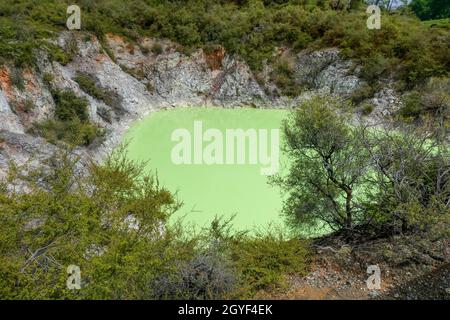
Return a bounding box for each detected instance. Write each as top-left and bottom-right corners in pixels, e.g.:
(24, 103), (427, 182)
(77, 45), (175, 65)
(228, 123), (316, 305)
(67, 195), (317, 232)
(294, 48), (363, 98)
(0, 32), (404, 179)
(0, 89), (24, 133)
(0, 130), (89, 192)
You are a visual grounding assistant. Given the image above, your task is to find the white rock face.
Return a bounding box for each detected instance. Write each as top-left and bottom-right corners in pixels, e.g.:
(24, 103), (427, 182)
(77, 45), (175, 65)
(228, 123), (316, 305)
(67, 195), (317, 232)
(0, 89), (24, 134)
(294, 48), (363, 98)
(0, 32), (403, 168)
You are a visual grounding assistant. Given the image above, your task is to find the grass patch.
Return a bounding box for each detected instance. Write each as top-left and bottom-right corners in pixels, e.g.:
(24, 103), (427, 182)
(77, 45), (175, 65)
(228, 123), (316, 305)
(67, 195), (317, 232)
(422, 18), (450, 28)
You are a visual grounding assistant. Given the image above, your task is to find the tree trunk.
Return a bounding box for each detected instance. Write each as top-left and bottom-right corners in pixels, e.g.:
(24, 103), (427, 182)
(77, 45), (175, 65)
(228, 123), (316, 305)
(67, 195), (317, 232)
(345, 189), (352, 229)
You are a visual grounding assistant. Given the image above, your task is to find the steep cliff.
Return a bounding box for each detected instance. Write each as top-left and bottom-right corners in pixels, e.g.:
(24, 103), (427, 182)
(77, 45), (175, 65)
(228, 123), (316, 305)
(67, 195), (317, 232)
(0, 32), (403, 171)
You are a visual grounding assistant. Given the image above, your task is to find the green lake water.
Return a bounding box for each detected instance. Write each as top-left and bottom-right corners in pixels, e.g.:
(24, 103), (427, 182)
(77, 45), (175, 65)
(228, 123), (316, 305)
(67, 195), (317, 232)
(123, 107), (290, 232)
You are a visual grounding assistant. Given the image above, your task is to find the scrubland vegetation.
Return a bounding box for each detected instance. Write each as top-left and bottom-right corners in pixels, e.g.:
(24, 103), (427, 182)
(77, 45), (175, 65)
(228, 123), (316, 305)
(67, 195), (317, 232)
(0, 0), (448, 299)
(0, 1), (448, 126)
(1, 1), (448, 82)
(0, 148), (309, 299)
(274, 95), (449, 238)
(29, 88), (104, 146)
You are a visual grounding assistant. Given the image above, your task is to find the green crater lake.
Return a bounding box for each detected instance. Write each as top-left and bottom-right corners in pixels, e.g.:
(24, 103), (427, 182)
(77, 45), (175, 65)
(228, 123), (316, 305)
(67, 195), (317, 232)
(124, 107), (289, 232)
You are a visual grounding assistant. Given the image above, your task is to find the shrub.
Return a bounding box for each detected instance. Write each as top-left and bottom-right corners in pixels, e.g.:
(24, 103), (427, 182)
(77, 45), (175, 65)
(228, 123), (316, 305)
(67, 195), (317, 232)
(30, 119), (104, 146)
(0, 150), (311, 299)
(351, 83), (375, 104)
(30, 88), (104, 146)
(361, 102), (375, 115)
(0, 149), (188, 299)
(230, 232), (309, 296)
(271, 59), (301, 97)
(48, 37), (78, 65)
(119, 64), (146, 81)
(151, 43), (163, 55)
(1, 0), (448, 93)
(42, 72), (54, 85)
(421, 77), (450, 121)
(398, 91), (422, 120)
(10, 67), (24, 90)
(398, 78), (449, 126)
(202, 218), (310, 297)
(48, 46), (72, 66)
(23, 100), (33, 113)
(74, 72), (122, 111)
(51, 89), (89, 122)
(362, 125), (450, 233)
(150, 247), (237, 300)
(359, 54), (390, 84)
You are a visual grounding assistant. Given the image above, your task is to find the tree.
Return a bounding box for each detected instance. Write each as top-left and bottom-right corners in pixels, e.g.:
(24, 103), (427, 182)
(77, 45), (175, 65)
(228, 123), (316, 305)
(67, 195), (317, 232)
(0, 147), (192, 299)
(272, 96), (371, 232)
(410, 0), (450, 20)
(274, 95), (449, 236)
(360, 124), (449, 233)
(0, 146), (311, 299)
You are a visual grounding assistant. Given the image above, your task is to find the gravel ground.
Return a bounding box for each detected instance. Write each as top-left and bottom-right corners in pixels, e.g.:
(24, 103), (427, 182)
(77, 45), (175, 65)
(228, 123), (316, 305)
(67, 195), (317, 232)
(382, 264), (450, 300)
(259, 230), (449, 300)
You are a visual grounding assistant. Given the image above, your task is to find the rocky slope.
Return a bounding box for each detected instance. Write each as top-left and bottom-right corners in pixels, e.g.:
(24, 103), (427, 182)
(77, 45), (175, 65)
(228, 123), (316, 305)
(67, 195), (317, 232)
(257, 231), (450, 300)
(1, 32), (448, 300)
(0, 31), (403, 182)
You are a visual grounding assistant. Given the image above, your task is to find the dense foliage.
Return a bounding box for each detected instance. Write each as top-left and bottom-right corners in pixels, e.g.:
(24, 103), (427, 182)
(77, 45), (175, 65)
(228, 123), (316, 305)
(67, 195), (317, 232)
(410, 0), (450, 20)
(273, 95), (449, 236)
(0, 0), (448, 299)
(0, 0), (448, 88)
(29, 88), (104, 146)
(0, 148), (309, 299)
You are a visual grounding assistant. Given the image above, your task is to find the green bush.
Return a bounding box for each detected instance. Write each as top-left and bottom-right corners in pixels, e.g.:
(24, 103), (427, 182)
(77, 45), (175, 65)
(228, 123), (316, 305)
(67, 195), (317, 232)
(203, 218), (310, 297)
(43, 72), (54, 85)
(0, 0), (448, 92)
(74, 72), (122, 110)
(31, 89), (104, 146)
(0, 149), (190, 299)
(23, 100), (34, 113)
(398, 77), (450, 126)
(30, 119), (104, 146)
(0, 150), (311, 299)
(10, 66), (24, 90)
(151, 43), (163, 55)
(271, 59), (301, 97)
(399, 91), (423, 120)
(49, 36), (78, 66)
(51, 89), (89, 122)
(231, 232), (309, 295)
(360, 102), (375, 115)
(351, 83), (375, 104)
